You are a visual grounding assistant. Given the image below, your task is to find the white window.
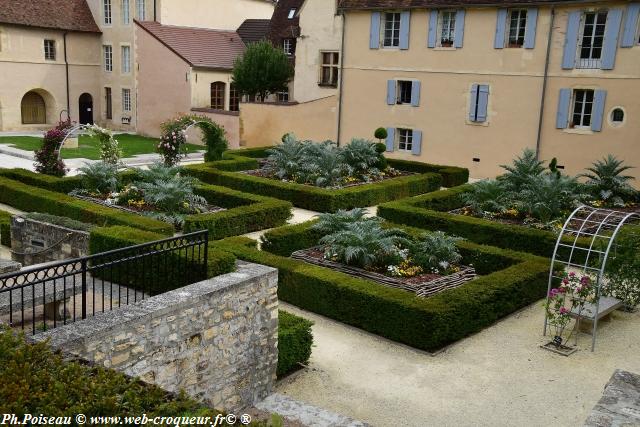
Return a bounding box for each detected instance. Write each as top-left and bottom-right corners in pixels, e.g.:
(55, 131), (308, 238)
(382, 12), (401, 48)
(507, 9), (527, 47)
(396, 81), (413, 104)
(283, 39), (294, 55)
(397, 128), (413, 152)
(571, 89), (594, 128)
(319, 51), (339, 86)
(103, 45), (113, 72)
(136, 0), (145, 20)
(578, 11), (607, 69)
(122, 88), (131, 112)
(44, 39), (56, 60)
(288, 8), (296, 19)
(122, 0), (130, 24)
(103, 0), (112, 25)
(439, 10), (456, 47)
(121, 45), (131, 73)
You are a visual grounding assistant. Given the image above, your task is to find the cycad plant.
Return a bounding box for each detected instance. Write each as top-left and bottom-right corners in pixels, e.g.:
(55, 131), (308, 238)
(312, 208), (378, 234)
(319, 221), (410, 269)
(138, 179), (208, 214)
(341, 138), (380, 178)
(515, 173), (587, 223)
(580, 155), (636, 207)
(303, 142), (350, 187)
(461, 179), (512, 215)
(499, 148), (546, 192)
(78, 161), (120, 195)
(266, 134), (307, 180)
(136, 163), (184, 183)
(410, 231), (462, 272)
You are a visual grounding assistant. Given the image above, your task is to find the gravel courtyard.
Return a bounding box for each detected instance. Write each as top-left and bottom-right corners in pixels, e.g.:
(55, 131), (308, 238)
(278, 301), (640, 427)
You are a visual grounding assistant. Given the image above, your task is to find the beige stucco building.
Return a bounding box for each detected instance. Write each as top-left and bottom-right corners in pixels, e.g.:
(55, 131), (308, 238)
(157, 0), (274, 31)
(337, 0), (640, 179)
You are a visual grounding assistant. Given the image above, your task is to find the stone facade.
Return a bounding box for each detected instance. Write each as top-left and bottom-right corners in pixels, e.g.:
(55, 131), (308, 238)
(584, 369), (640, 426)
(10, 217), (90, 266)
(32, 262), (279, 412)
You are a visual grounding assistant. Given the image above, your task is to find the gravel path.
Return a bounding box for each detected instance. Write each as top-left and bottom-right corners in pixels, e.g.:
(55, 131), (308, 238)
(277, 301), (640, 427)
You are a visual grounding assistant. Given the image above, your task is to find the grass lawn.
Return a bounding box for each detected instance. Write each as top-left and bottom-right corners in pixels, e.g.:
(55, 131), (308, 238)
(0, 134), (204, 160)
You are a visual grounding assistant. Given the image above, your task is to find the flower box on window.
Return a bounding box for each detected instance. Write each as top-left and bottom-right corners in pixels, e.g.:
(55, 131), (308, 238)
(440, 39), (454, 47)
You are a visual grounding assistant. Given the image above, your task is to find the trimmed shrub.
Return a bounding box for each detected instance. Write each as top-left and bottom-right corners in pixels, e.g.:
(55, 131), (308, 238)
(0, 168), (82, 193)
(215, 237), (548, 352)
(0, 328), (232, 420)
(0, 210), (10, 247)
(185, 164), (442, 212)
(386, 159), (469, 188)
(277, 310), (313, 377)
(25, 212), (95, 232)
(0, 177), (173, 235)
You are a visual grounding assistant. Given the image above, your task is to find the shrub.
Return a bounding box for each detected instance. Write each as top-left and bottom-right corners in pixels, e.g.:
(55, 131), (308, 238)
(0, 168), (82, 193)
(159, 114), (227, 166)
(374, 127), (388, 141)
(34, 120), (72, 176)
(499, 148), (546, 192)
(77, 161), (121, 194)
(311, 207), (375, 234)
(410, 231), (462, 272)
(341, 138), (381, 178)
(516, 173), (587, 223)
(385, 158), (469, 188)
(0, 210), (10, 247)
(461, 180), (511, 215)
(85, 124), (122, 164)
(25, 212), (94, 232)
(0, 328), (232, 420)
(603, 227), (640, 310)
(580, 155), (637, 207)
(277, 310), (313, 377)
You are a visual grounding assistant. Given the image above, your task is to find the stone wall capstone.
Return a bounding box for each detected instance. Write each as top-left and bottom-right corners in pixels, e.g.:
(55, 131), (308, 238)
(32, 261), (279, 412)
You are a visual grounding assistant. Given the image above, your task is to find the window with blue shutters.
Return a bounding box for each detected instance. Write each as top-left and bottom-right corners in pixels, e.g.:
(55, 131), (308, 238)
(561, 88), (606, 132)
(386, 80), (421, 106)
(383, 12), (402, 47)
(621, 3), (640, 47)
(495, 8), (537, 49)
(563, 9), (623, 69)
(508, 9), (527, 47)
(428, 9), (464, 48)
(372, 11), (410, 49)
(397, 128), (414, 152)
(469, 84), (489, 123)
(578, 11), (608, 69)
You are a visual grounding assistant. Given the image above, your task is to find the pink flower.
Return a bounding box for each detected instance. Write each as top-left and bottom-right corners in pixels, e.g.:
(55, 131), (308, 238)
(562, 278), (569, 284)
(569, 272), (575, 277)
(559, 307), (569, 314)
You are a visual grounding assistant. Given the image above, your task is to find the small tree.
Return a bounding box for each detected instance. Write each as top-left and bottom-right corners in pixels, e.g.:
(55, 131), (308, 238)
(232, 40), (293, 102)
(34, 120), (72, 176)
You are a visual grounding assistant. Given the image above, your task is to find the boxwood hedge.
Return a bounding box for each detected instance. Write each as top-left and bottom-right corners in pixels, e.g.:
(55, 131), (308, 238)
(278, 310), (313, 377)
(0, 210), (10, 247)
(215, 232), (548, 352)
(377, 185), (590, 258)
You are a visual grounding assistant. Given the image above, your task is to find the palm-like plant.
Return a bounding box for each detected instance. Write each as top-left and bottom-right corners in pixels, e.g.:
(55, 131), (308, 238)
(138, 180), (208, 214)
(410, 231), (462, 272)
(462, 180), (512, 215)
(312, 208), (379, 234)
(266, 134), (307, 180)
(516, 174), (587, 223)
(78, 161), (120, 195)
(136, 163), (184, 183)
(580, 155), (636, 207)
(499, 148), (546, 192)
(341, 138), (380, 177)
(320, 221), (410, 269)
(301, 141), (350, 187)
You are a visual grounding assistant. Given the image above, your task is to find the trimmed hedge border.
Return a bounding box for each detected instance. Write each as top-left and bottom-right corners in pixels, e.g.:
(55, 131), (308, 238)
(0, 168), (82, 193)
(377, 185), (589, 258)
(277, 310), (313, 377)
(0, 210), (10, 247)
(0, 177), (173, 235)
(215, 228), (548, 352)
(186, 162), (443, 213)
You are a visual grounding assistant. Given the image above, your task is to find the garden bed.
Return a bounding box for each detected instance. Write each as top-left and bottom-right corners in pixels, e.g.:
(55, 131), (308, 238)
(291, 246), (476, 297)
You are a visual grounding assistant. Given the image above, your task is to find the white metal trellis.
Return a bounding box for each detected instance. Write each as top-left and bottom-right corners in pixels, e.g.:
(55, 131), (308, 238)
(544, 205), (640, 351)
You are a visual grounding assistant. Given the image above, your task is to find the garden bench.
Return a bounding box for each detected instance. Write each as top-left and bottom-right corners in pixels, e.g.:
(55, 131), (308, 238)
(570, 296), (623, 333)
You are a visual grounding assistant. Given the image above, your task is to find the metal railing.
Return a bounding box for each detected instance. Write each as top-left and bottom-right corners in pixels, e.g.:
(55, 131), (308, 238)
(0, 230), (208, 335)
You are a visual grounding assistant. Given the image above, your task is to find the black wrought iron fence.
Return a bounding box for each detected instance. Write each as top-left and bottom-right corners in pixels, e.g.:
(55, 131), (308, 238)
(0, 230), (208, 335)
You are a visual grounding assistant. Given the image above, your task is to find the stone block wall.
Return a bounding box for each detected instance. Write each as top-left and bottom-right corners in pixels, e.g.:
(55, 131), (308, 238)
(10, 216), (90, 266)
(33, 262), (279, 412)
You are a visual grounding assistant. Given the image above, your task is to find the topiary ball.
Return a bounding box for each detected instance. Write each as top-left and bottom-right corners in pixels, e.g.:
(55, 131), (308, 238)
(375, 142), (387, 154)
(374, 127), (388, 140)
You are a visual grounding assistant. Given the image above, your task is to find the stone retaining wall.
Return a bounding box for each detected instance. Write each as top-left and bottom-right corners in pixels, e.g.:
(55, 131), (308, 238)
(32, 261), (279, 412)
(10, 216), (90, 265)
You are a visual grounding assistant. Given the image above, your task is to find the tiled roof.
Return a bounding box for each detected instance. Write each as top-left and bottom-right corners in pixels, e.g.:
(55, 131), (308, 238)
(0, 0), (100, 33)
(339, 0), (579, 9)
(237, 19), (271, 44)
(269, 0), (305, 41)
(136, 21), (245, 70)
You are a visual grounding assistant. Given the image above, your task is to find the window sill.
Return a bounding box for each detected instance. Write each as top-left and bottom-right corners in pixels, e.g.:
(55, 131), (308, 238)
(465, 120), (489, 127)
(433, 46), (457, 51)
(318, 83), (338, 88)
(563, 127), (594, 135)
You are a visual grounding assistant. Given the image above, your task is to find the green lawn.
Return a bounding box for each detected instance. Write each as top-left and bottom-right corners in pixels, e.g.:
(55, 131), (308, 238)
(0, 134), (204, 160)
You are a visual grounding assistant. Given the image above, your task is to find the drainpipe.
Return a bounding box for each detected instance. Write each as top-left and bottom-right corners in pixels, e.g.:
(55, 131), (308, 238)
(535, 7), (555, 161)
(153, 0), (157, 21)
(63, 32), (70, 120)
(336, 10), (346, 146)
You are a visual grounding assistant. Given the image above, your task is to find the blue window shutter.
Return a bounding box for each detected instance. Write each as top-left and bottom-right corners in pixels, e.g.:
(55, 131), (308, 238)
(562, 11), (581, 69)
(411, 81), (421, 107)
(454, 9), (466, 48)
(385, 128), (395, 152)
(427, 10), (438, 48)
(524, 8), (538, 49)
(622, 3), (640, 47)
(494, 9), (508, 49)
(468, 84), (479, 121)
(601, 9), (623, 70)
(387, 80), (396, 105)
(400, 11), (411, 50)
(476, 85), (489, 122)
(591, 90), (607, 132)
(370, 12), (381, 49)
(412, 130), (422, 156)
(556, 88), (571, 129)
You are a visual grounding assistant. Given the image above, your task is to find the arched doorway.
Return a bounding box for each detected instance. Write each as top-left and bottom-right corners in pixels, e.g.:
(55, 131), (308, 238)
(79, 93), (94, 125)
(21, 91), (46, 124)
